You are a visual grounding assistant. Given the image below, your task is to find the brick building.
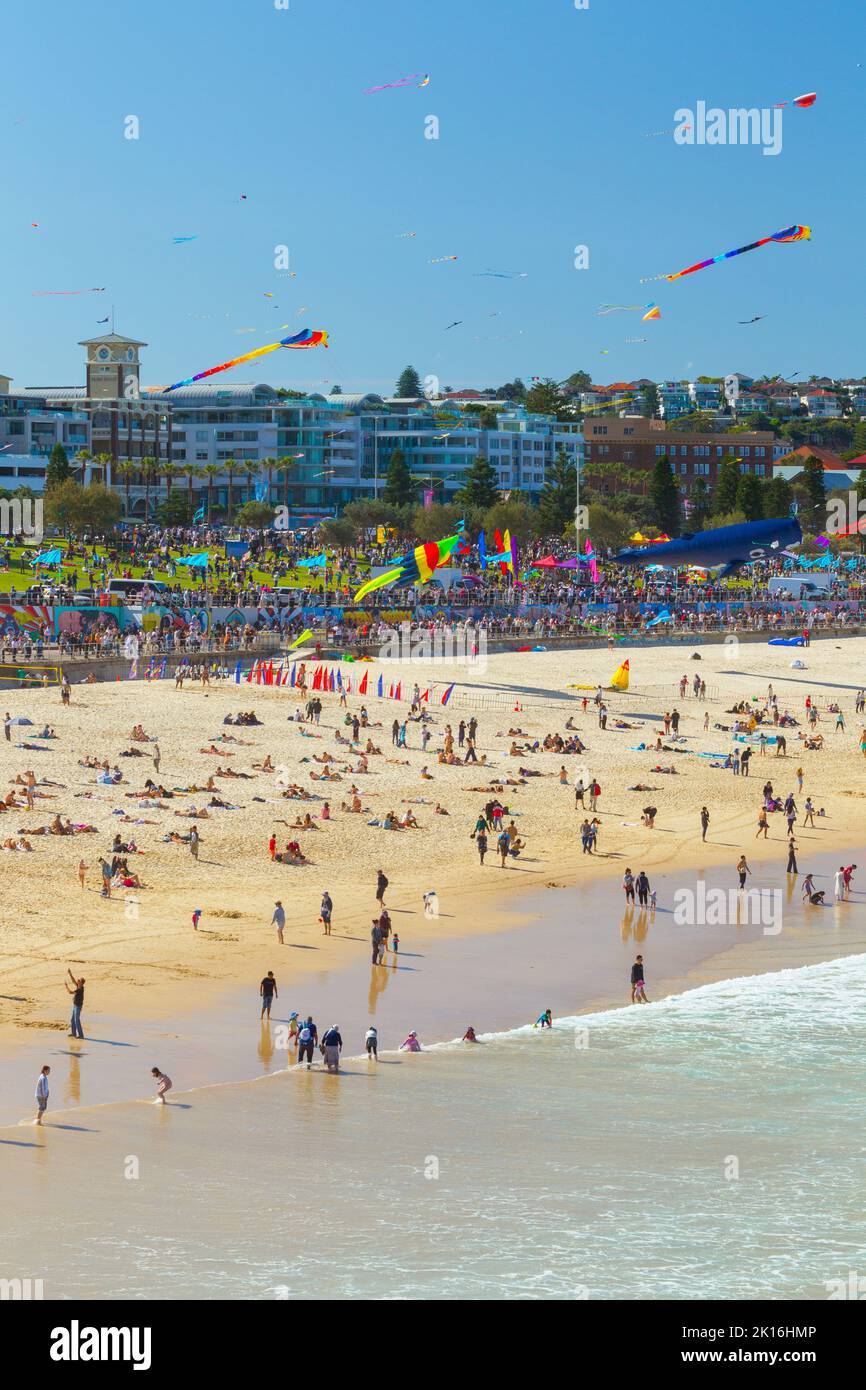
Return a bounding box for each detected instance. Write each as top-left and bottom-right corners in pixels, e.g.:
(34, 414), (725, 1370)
(582, 417), (778, 494)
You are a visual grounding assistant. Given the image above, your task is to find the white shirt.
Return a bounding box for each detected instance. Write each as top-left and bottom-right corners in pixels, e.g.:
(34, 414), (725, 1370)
(35, 1074), (49, 1100)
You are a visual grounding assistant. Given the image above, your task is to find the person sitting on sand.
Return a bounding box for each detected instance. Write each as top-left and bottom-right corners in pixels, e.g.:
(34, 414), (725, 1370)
(341, 795), (365, 813)
(291, 813), (318, 831)
(365, 739), (382, 755)
(434, 802), (449, 815)
(253, 754), (275, 771)
(400, 808), (420, 829)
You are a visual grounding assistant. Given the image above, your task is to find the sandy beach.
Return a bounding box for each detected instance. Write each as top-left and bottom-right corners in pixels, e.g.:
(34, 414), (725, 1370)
(0, 636), (863, 1073)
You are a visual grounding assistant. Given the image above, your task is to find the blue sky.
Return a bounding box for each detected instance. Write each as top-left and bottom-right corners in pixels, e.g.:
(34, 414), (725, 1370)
(2, 0), (862, 394)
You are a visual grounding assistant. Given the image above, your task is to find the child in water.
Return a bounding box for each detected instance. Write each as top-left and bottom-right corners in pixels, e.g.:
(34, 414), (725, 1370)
(534, 1008), (552, 1029)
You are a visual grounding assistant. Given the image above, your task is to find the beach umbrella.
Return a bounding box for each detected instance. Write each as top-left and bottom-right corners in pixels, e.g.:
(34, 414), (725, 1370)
(8, 716), (34, 725)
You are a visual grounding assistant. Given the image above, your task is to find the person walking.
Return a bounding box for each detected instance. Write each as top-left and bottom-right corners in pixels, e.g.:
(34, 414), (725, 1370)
(589, 779), (600, 812)
(636, 870), (651, 908)
(34, 1065), (50, 1125)
(476, 827), (488, 865)
(630, 956), (649, 1004)
(260, 971), (278, 1019)
(189, 826), (199, 861)
(321, 1023), (343, 1073)
(575, 779), (585, 809)
(736, 854), (751, 889)
(834, 866), (845, 901)
(756, 807), (768, 839)
(803, 797), (816, 827)
(65, 970), (85, 1039)
(786, 831), (799, 875)
(365, 1025), (378, 1060)
(700, 806), (710, 842)
(622, 868), (635, 904)
(320, 890), (333, 935)
(497, 828), (510, 868)
(371, 919), (383, 964)
(272, 900), (286, 944)
(376, 869), (388, 908)
(297, 1016), (317, 1068)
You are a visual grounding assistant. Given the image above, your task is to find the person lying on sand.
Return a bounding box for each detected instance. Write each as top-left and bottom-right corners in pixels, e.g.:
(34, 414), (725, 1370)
(174, 807), (210, 819)
(215, 767), (252, 779)
(310, 770), (342, 782)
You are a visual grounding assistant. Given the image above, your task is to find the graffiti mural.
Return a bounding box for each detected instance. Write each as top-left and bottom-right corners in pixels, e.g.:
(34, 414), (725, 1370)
(0, 604), (52, 636)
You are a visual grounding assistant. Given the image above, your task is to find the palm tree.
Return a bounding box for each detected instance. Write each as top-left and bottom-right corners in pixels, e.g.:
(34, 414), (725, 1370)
(140, 456), (157, 522)
(243, 460), (260, 508)
(261, 456), (276, 508)
(160, 461), (182, 506)
(202, 464), (221, 524)
(73, 449), (93, 484)
(182, 463), (202, 520)
(115, 460), (137, 519)
(277, 454), (299, 513)
(224, 457), (237, 523)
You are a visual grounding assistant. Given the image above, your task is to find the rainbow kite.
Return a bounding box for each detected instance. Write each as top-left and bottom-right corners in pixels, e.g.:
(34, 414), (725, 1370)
(163, 328), (328, 393)
(666, 225), (810, 283)
(353, 532), (463, 603)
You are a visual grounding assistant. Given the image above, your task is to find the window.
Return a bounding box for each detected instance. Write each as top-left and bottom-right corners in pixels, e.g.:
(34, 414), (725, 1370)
(742, 447), (750, 457)
(196, 430), (208, 442)
(196, 451), (208, 461)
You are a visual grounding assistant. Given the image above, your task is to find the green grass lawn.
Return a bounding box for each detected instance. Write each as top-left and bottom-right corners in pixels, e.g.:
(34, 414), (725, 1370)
(0, 541), (366, 597)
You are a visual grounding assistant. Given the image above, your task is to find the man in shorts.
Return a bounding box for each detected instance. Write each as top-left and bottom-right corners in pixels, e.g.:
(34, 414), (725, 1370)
(321, 1024), (343, 1073)
(35, 1065), (50, 1125)
(260, 971), (278, 1020)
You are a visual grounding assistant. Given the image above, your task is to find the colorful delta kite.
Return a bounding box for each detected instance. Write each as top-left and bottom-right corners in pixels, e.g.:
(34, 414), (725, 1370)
(352, 532), (463, 603)
(429, 255), (458, 264)
(364, 73), (429, 93)
(163, 328), (328, 393)
(666, 225), (811, 282)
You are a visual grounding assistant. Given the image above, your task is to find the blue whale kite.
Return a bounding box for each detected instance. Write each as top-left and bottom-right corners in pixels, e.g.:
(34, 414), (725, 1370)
(611, 516), (802, 575)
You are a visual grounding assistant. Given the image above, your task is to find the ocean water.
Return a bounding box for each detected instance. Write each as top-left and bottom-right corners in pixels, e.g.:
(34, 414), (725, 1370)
(4, 953), (866, 1300)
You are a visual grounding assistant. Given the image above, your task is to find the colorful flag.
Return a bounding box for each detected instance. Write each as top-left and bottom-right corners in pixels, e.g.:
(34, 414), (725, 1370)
(441, 682), (455, 705)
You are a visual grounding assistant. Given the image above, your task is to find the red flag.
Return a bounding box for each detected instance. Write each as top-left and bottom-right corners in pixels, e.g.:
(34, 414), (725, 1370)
(395, 681), (401, 701)
(312, 666), (322, 691)
(388, 683), (394, 699)
(329, 670), (335, 692)
(358, 671), (368, 695)
(441, 682), (455, 705)
(421, 689), (429, 702)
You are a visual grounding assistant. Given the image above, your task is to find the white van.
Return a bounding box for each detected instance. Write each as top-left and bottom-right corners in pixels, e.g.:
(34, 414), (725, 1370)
(106, 578), (170, 601)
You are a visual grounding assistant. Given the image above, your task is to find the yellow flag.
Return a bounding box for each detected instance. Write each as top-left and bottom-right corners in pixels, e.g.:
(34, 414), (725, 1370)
(610, 659), (630, 691)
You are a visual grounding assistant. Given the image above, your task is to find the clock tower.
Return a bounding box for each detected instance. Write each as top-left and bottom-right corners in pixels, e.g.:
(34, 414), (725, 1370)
(79, 332), (147, 401)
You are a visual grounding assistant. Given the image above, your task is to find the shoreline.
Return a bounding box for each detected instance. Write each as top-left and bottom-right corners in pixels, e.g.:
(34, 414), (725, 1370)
(2, 843), (863, 1129)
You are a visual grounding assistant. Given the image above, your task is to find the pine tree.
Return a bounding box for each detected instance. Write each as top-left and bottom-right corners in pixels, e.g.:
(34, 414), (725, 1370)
(538, 449), (577, 534)
(649, 455), (681, 534)
(456, 455), (500, 510)
(800, 455), (826, 531)
(762, 475), (792, 517)
(735, 472), (765, 521)
(382, 448), (416, 507)
(394, 365), (422, 398)
(689, 477), (712, 527)
(46, 442), (72, 489)
(714, 454), (741, 514)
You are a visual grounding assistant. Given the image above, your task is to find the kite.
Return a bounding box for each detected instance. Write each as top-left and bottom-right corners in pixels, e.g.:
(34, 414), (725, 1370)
(97, 316), (110, 324)
(625, 337), (647, 343)
(739, 315), (766, 323)
(364, 73), (429, 93)
(353, 532), (463, 603)
(163, 328), (328, 393)
(774, 92), (817, 108)
(297, 306), (309, 315)
(666, 224), (811, 282)
(32, 287), (105, 295)
(644, 125), (691, 137)
(395, 231), (417, 238)
(288, 629), (314, 650)
(263, 292), (274, 298)
(473, 270), (528, 279)
(642, 304), (661, 320)
(612, 516), (803, 575)
(445, 320), (463, 330)
(429, 255), (458, 263)
(639, 273), (668, 284)
(172, 236), (197, 243)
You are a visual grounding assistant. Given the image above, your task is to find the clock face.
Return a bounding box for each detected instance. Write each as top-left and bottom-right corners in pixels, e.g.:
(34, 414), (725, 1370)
(97, 347), (110, 361)
(126, 348), (135, 361)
